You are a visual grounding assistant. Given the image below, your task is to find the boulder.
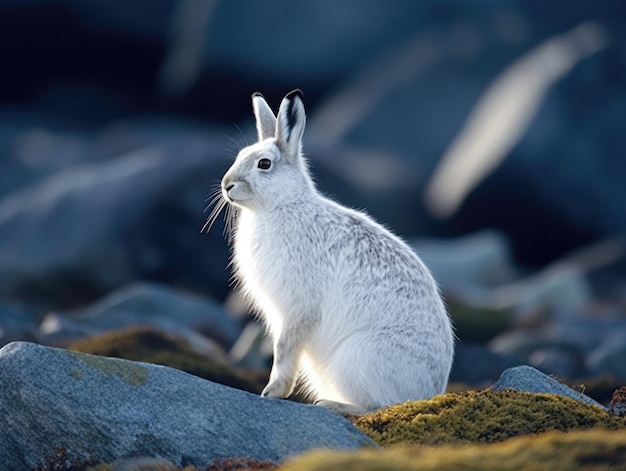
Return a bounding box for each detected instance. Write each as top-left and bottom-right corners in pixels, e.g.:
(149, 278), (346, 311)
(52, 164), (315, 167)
(68, 326), (263, 394)
(0, 342), (374, 470)
(491, 365), (605, 408)
(489, 314), (626, 378)
(0, 137), (234, 306)
(0, 301), (41, 347)
(38, 282), (241, 349)
(586, 333), (626, 379)
(527, 346), (584, 380)
(410, 230), (517, 288)
(449, 342), (520, 385)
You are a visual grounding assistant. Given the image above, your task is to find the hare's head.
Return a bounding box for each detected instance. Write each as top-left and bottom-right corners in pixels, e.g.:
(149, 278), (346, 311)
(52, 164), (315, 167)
(221, 90), (315, 212)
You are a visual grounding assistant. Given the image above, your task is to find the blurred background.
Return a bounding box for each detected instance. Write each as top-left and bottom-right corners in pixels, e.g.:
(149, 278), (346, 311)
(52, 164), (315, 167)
(1, 0), (625, 402)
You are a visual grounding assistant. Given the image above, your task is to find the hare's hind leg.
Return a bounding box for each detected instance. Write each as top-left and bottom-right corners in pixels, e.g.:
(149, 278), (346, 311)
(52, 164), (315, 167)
(315, 399), (380, 416)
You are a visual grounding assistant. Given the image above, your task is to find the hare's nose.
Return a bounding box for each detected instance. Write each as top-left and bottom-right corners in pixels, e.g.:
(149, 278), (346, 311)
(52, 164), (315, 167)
(222, 174), (234, 192)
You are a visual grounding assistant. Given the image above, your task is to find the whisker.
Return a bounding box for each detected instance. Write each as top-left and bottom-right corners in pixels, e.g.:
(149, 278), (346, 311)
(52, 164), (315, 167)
(221, 148), (238, 159)
(203, 190), (224, 211)
(204, 182), (222, 198)
(222, 131), (246, 158)
(202, 191), (224, 224)
(225, 204), (239, 243)
(201, 197), (227, 234)
(233, 123), (249, 148)
(223, 204), (231, 239)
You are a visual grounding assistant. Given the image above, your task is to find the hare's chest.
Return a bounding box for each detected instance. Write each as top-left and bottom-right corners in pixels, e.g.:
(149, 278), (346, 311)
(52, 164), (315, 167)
(233, 213), (288, 294)
(233, 210), (327, 323)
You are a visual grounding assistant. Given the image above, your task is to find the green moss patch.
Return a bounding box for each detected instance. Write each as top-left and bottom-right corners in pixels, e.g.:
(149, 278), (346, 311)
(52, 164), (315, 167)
(69, 327), (265, 393)
(280, 428), (626, 471)
(354, 390), (626, 446)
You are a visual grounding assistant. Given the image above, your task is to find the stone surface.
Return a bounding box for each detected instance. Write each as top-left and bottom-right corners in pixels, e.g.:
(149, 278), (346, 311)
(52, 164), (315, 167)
(528, 347), (583, 379)
(56, 282), (240, 348)
(0, 342), (374, 470)
(410, 230), (516, 288)
(228, 321), (272, 371)
(68, 326), (263, 394)
(0, 137), (233, 306)
(489, 314), (626, 379)
(586, 333), (626, 379)
(449, 342), (520, 385)
(0, 302), (40, 347)
(491, 365), (605, 409)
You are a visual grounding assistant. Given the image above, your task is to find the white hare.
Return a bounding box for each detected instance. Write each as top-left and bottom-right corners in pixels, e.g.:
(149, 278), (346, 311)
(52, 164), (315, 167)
(213, 89), (454, 415)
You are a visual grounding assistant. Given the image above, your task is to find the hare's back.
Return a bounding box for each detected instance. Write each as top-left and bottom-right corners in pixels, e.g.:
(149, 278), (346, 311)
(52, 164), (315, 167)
(330, 209), (438, 296)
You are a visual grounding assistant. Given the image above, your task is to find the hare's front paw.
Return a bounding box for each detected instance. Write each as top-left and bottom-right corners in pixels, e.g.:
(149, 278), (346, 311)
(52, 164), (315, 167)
(261, 377), (295, 399)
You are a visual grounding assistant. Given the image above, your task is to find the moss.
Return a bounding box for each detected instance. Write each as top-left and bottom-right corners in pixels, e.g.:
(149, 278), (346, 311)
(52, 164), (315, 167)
(445, 382), (476, 394)
(353, 390), (626, 446)
(69, 327), (265, 393)
(279, 428), (626, 471)
(68, 350), (149, 387)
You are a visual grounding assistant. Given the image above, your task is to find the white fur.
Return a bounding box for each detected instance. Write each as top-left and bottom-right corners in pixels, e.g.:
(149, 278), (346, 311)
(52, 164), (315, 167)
(220, 90), (454, 414)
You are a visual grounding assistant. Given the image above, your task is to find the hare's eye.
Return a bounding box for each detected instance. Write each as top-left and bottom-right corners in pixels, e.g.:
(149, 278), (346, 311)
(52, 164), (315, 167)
(258, 158), (272, 170)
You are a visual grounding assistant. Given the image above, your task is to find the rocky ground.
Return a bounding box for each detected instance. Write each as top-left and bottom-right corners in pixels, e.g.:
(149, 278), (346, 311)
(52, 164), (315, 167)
(1, 341), (625, 470)
(1, 1), (626, 469)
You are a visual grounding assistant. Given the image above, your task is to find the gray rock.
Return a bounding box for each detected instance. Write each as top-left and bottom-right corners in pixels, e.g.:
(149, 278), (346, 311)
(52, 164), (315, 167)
(586, 333), (626, 379)
(528, 346), (583, 379)
(228, 321), (272, 371)
(0, 302), (40, 347)
(37, 312), (228, 364)
(449, 342), (520, 386)
(0, 342), (374, 470)
(491, 365), (605, 409)
(0, 136), (233, 306)
(37, 312), (104, 345)
(410, 230), (516, 289)
(0, 126), (92, 200)
(493, 266), (593, 316)
(313, 8), (626, 260)
(489, 315), (626, 360)
(65, 282), (240, 348)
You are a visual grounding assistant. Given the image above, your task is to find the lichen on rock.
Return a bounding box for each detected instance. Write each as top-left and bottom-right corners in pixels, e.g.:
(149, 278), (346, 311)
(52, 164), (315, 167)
(68, 350), (149, 387)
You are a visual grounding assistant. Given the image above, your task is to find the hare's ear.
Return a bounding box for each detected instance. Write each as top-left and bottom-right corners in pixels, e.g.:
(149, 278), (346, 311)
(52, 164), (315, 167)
(276, 89), (306, 161)
(252, 92), (276, 141)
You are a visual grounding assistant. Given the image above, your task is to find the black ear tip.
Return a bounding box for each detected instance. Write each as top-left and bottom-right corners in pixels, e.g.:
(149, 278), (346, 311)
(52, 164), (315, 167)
(251, 92), (265, 99)
(285, 89), (303, 101)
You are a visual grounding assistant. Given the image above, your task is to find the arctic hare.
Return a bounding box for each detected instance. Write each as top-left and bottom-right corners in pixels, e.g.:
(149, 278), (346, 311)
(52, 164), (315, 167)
(213, 89), (454, 415)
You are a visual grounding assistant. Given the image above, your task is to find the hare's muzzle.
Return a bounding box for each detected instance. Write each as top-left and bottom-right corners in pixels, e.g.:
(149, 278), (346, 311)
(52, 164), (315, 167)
(222, 181), (235, 202)
(222, 173), (244, 204)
